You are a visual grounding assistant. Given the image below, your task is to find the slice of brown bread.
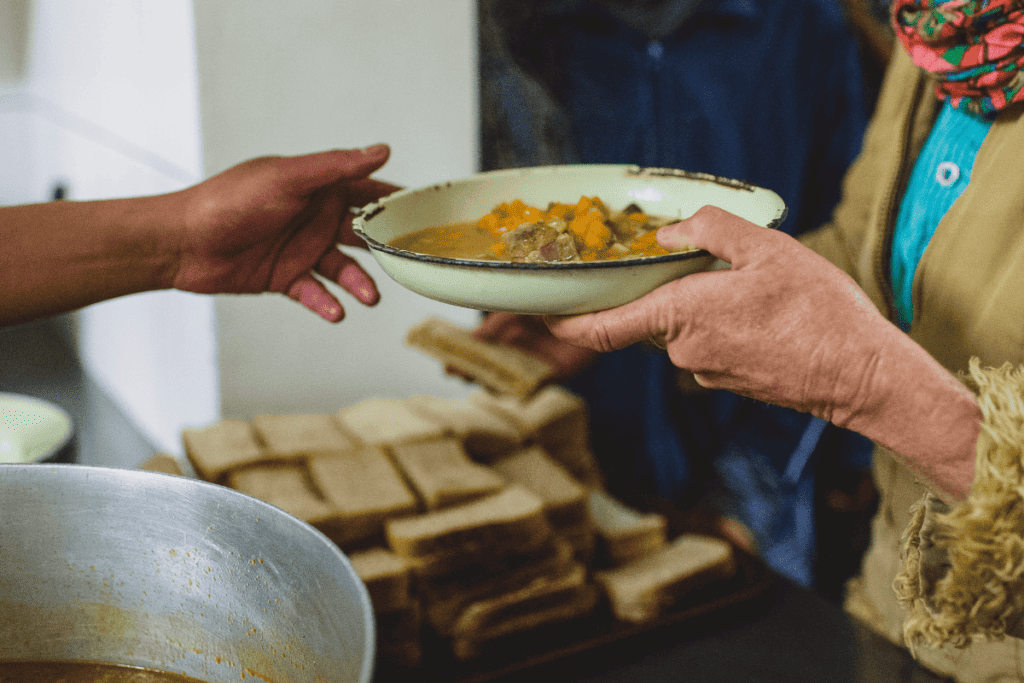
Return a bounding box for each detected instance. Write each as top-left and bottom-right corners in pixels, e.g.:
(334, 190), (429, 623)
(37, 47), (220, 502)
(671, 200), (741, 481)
(588, 489), (668, 566)
(421, 536), (577, 636)
(137, 453), (185, 477)
(546, 438), (605, 490)
(558, 520), (598, 564)
(470, 385), (585, 443)
(405, 317), (554, 399)
(450, 564), (599, 660)
(378, 637), (422, 669)
(405, 394), (523, 459)
(250, 413), (359, 458)
(226, 462), (335, 526)
(385, 485), (551, 563)
(389, 437), (505, 510)
(182, 419), (266, 482)
(307, 447), (419, 547)
(470, 387), (605, 488)
(375, 600), (422, 643)
(595, 534), (737, 624)
(491, 446), (589, 529)
(348, 546), (416, 613)
(336, 397), (445, 446)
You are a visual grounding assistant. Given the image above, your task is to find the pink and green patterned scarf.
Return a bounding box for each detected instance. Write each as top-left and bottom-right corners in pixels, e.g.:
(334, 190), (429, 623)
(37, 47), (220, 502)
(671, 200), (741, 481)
(893, 0), (1024, 116)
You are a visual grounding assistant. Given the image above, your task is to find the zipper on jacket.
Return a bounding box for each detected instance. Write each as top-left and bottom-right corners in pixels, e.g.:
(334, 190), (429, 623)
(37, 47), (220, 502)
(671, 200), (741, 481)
(873, 77), (929, 324)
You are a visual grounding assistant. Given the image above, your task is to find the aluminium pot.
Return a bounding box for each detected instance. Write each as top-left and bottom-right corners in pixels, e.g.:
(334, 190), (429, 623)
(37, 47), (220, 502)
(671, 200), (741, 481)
(0, 464), (374, 683)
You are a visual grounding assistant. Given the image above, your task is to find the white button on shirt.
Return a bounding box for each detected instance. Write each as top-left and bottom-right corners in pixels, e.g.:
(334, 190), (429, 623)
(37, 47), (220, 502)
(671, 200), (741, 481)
(891, 101), (993, 329)
(935, 160), (960, 187)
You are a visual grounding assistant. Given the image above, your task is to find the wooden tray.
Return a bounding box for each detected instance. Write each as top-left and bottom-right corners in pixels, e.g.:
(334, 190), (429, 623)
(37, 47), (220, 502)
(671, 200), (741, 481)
(372, 546), (773, 683)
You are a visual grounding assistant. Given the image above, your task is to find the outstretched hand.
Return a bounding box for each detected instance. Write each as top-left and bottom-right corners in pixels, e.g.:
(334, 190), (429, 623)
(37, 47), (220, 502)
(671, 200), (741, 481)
(174, 145), (399, 322)
(546, 205), (981, 501)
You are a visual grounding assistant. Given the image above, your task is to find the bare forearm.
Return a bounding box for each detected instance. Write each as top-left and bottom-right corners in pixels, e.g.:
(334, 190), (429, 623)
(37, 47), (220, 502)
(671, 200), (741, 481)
(0, 192), (184, 325)
(550, 207), (986, 503)
(840, 353), (982, 503)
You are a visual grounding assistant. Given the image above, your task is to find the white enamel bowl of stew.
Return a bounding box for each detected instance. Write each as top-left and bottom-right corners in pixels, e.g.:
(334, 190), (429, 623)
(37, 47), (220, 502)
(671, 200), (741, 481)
(353, 164), (787, 315)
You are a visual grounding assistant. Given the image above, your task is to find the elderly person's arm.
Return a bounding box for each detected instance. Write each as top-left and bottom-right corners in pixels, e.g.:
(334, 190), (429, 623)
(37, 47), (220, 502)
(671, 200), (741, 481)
(547, 206), (981, 503)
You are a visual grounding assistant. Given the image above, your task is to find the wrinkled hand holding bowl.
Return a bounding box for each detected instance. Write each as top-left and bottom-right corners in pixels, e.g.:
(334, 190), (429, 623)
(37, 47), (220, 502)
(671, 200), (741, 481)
(353, 164), (787, 315)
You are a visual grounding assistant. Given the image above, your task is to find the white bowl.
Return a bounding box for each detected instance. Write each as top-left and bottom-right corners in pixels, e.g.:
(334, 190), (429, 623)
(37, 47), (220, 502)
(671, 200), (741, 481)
(353, 164), (787, 315)
(0, 392), (74, 463)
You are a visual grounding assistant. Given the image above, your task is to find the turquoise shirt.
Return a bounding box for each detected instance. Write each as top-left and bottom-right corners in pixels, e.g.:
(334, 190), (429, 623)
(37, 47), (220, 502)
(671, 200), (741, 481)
(891, 101), (993, 329)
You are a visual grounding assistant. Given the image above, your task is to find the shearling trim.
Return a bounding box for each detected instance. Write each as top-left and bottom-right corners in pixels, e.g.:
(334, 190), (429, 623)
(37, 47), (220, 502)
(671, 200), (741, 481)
(894, 358), (1024, 652)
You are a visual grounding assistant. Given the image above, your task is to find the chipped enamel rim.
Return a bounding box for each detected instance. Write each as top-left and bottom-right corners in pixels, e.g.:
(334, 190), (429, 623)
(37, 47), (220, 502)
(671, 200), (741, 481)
(354, 165), (787, 270)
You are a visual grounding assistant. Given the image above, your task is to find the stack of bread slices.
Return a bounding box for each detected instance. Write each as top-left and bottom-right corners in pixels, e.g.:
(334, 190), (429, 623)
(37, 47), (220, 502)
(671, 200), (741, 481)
(180, 318), (737, 665)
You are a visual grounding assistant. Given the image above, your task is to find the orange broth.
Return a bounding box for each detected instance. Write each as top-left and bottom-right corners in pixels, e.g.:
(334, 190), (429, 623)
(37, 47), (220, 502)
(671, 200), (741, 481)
(388, 197), (678, 263)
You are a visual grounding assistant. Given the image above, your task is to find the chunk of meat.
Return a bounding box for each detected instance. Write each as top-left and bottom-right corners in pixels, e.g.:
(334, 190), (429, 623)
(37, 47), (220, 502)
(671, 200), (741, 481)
(532, 232), (579, 263)
(502, 219), (580, 263)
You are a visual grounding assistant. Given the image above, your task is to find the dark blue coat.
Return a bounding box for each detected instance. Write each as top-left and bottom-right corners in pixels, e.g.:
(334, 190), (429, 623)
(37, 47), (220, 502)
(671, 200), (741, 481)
(480, 0), (878, 586)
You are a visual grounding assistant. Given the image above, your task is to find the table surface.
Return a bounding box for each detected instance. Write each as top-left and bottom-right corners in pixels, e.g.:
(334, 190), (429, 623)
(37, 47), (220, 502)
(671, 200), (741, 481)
(2, 318), (953, 683)
(457, 573), (954, 683)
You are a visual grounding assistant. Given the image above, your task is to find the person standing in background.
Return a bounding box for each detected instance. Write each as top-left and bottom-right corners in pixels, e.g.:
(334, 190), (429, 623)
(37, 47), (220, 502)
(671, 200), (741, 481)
(544, 1), (1024, 678)
(475, 0), (887, 592)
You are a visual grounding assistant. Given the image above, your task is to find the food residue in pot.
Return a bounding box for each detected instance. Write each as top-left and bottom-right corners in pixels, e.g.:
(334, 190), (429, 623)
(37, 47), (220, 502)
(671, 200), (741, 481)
(0, 661), (219, 683)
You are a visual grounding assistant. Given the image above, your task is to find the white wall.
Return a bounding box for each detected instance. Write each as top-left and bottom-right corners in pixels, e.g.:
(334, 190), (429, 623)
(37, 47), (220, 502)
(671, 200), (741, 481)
(1, 0), (217, 457)
(1, 0), (36, 204)
(193, 1), (482, 420)
(2, 1), (481, 455)
(0, 0), (30, 86)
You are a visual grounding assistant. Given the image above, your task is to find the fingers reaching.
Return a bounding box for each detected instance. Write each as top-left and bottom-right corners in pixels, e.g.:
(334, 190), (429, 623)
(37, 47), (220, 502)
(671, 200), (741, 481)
(280, 145), (392, 197)
(317, 248), (380, 306)
(344, 177), (403, 209)
(287, 274), (345, 323)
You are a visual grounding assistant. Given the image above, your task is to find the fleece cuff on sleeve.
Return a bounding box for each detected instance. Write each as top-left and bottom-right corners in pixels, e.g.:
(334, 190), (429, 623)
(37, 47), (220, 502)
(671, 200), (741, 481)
(894, 358), (1024, 652)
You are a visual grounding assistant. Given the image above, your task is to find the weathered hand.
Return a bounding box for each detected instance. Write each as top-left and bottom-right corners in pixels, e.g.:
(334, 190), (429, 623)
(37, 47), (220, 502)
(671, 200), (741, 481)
(174, 145), (399, 322)
(547, 205), (981, 501)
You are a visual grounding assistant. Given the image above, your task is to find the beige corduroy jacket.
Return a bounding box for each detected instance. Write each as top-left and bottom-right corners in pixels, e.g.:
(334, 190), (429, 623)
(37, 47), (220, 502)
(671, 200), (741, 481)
(800, 48), (1024, 683)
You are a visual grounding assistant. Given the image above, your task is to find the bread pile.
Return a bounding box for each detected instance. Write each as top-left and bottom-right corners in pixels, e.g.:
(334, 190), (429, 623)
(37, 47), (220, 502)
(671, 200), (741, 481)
(181, 317), (737, 665)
